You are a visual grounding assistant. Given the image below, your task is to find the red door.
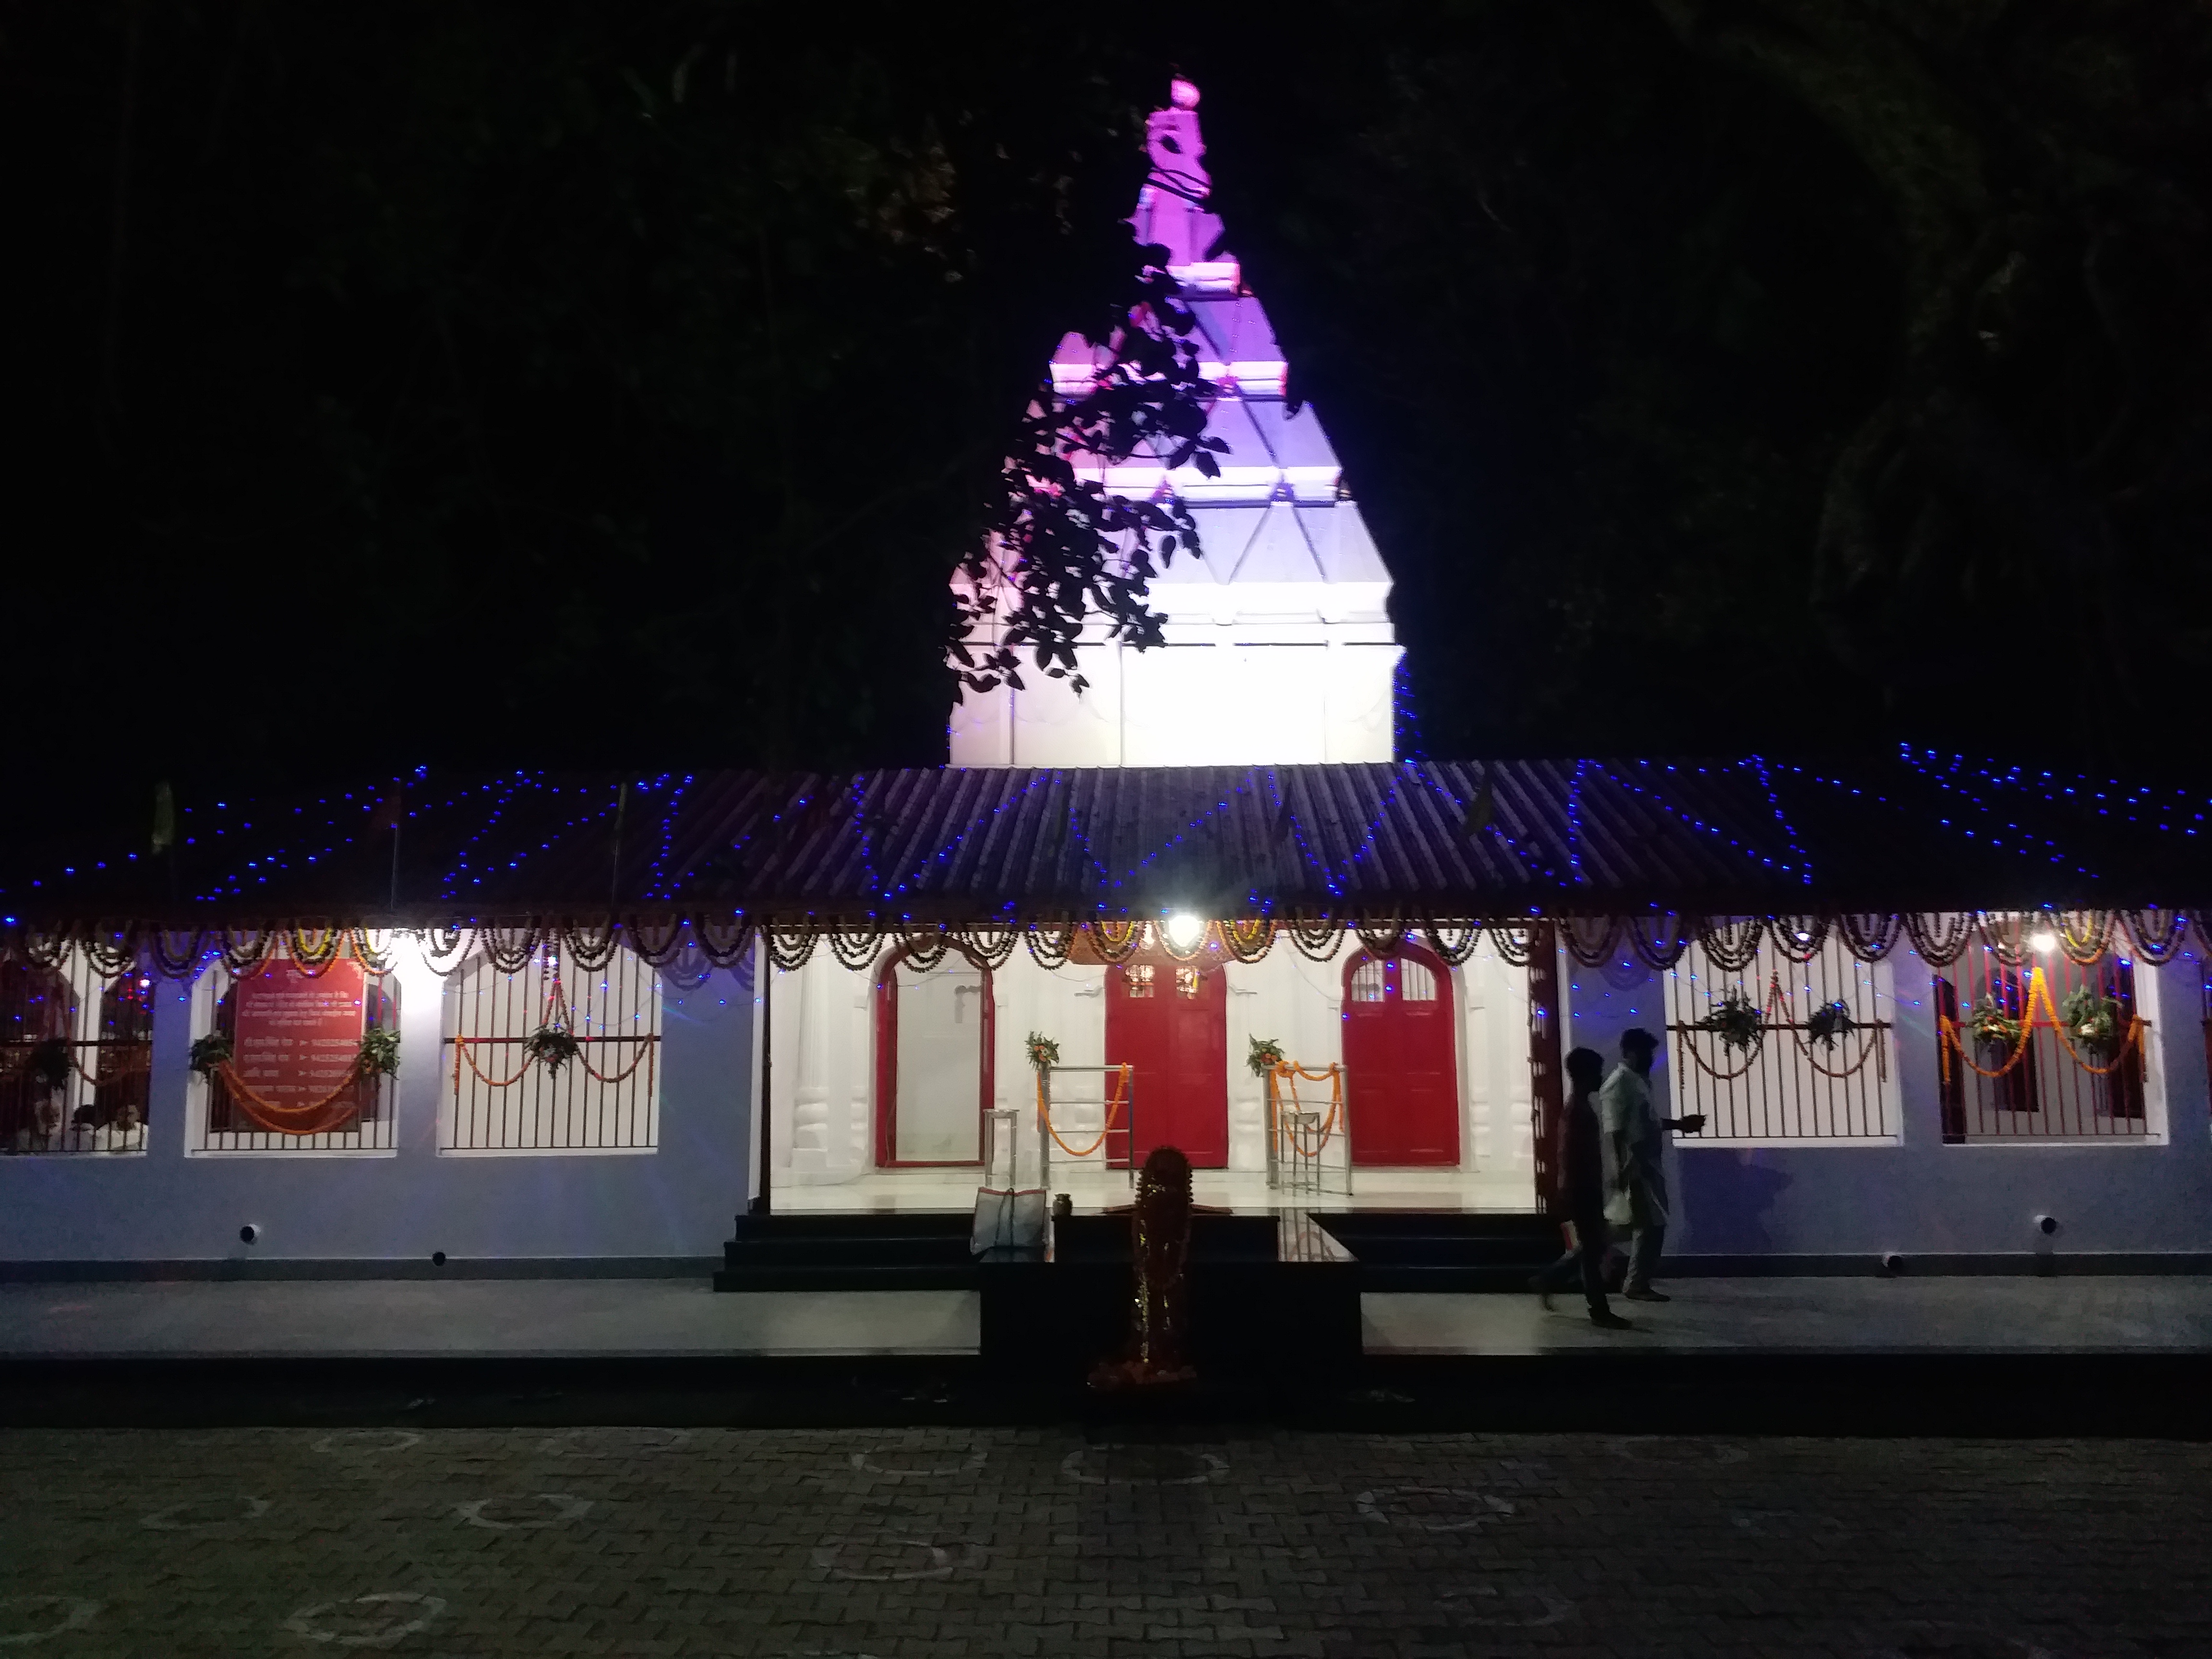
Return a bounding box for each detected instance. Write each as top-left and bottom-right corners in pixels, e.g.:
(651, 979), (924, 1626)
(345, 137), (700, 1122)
(1342, 947), (1460, 1166)
(1104, 961), (1228, 1168)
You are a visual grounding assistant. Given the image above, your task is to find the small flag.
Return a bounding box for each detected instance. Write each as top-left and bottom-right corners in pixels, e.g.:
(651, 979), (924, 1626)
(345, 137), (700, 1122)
(1462, 781), (1494, 839)
(151, 781), (176, 856)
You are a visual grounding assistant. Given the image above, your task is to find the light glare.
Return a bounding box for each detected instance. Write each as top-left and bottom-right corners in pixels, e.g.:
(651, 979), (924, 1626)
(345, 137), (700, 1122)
(1165, 913), (1206, 951)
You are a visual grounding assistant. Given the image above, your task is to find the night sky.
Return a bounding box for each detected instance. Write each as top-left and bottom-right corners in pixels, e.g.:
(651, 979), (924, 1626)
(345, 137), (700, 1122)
(5, 1), (2208, 871)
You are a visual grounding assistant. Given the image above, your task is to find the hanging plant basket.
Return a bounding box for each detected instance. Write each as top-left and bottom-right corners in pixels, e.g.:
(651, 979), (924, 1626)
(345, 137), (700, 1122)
(357, 1026), (402, 1079)
(188, 1033), (234, 1077)
(1804, 1000), (1858, 1049)
(1695, 988), (1765, 1054)
(526, 1025), (583, 1071)
(2059, 986), (2122, 1057)
(1246, 1036), (1286, 1078)
(25, 1037), (72, 1095)
(1964, 995), (2023, 1057)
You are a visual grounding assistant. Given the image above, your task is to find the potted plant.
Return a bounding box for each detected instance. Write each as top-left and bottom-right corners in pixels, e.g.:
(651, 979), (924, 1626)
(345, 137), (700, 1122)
(1025, 1032), (1061, 1072)
(357, 1025), (402, 1079)
(2059, 985), (2122, 1057)
(1695, 988), (1764, 1054)
(1963, 995), (2023, 1059)
(188, 1033), (233, 1077)
(525, 1023), (582, 1071)
(1804, 1000), (1858, 1048)
(1246, 1036), (1286, 1077)
(25, 1037), (72, 1096)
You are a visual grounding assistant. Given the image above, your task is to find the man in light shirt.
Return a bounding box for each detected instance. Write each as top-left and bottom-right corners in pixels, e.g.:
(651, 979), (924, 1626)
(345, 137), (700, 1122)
(1599, 1028), (1703, 1301)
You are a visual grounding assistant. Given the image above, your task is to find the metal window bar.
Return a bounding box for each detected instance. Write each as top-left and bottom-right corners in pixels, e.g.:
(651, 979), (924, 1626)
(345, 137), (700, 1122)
(1, 953), (154, 1154)
(441, 943), (661, 1152)
(1934, 947), (2148, 1142)
(1665, 939), (1899, 1142)
(197, 971), (399, 1154)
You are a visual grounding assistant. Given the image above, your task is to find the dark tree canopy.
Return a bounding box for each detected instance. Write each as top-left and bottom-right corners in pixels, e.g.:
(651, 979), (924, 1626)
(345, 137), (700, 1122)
(5, 0), (2210, 873)
(1194, 0), (2212, 761)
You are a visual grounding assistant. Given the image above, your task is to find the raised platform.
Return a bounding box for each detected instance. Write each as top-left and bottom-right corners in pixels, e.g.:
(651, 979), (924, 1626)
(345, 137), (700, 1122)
(769, 1165), (1536, 1214)
(5, 1275), (2212, 1432)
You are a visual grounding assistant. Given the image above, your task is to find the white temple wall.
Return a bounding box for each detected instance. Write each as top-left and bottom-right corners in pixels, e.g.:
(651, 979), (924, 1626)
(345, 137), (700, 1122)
(948, 629), (1400, 769)
(758, 939), (1537, 1187)
(1458, 942), (1537, 1181)
(0, 946), (753, 1267)
(1563, 945), (2212, 1262)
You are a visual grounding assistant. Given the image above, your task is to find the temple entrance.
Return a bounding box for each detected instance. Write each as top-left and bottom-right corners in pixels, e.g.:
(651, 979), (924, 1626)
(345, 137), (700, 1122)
(873, 945), (993, 1166)
(1342, 945), (1460, 1166)
(1104, 959), (1228, 1168)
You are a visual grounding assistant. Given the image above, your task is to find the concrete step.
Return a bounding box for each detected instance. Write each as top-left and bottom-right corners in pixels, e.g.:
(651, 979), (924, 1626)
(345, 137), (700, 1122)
(710, 1262), (979, 1293)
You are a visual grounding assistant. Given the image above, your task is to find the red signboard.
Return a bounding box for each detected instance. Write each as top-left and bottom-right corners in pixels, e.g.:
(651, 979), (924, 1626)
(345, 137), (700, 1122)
(231, 959), (367, 1110)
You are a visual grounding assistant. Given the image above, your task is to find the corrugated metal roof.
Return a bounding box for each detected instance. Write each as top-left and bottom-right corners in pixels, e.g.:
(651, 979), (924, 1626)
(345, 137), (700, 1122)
(8, 754), (2208, 925)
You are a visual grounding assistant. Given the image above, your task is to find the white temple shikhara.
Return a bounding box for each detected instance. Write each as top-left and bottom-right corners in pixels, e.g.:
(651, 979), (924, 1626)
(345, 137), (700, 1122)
(950, 80), (1399, 769)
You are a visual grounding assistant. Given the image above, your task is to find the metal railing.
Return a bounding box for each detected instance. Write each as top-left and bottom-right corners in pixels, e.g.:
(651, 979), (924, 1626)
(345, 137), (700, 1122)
(441, 943), (661, 1152)
(3, 958), (154, 1154)
(198, 971), (397, 1154)
(1665, 939), (1899, 1142)
(1934, 951), (2149, 1141)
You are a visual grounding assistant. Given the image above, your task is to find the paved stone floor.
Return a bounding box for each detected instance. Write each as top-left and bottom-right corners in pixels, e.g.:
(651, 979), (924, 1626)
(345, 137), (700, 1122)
(1, 1425), (2207, 1657)
(1366, 1276), (2212, 1355)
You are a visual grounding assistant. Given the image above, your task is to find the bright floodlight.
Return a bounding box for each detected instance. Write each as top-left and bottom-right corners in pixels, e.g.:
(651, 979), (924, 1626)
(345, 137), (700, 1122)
(1164, 913), (1206, 951)
(2030, 930), (2058, 953)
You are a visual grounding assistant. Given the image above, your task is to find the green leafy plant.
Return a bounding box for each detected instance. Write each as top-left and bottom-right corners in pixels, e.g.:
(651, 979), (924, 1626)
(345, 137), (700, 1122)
(1964, 995), (2023, 1053)
(1695, 988), (1765, 1054)
(526, 1024), (583, 1071)
(1025, 1031), (1061, 1072)
(1246, 1036), (1286, 1077)
(2059, 985), (2122, 1054)
(357, 1025), (402, 1078)
(1804, 1000), (1857, 1048)
(25, 1037), (72, 1094)
(188, 1033), (233, 1077)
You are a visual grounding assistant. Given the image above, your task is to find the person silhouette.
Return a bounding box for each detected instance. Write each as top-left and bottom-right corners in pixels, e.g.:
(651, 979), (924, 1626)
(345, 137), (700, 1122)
(1600, 1028), (1704, 1301)
(1533, 1047), (1631, 1328)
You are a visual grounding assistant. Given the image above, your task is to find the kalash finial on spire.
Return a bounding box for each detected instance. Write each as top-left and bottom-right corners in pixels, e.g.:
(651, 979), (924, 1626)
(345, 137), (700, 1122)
(1139, 78), (1222, 276)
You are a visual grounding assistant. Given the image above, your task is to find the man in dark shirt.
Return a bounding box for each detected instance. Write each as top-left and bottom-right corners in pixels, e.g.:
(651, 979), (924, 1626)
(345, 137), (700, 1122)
(1532, 1046), (1632, 1328)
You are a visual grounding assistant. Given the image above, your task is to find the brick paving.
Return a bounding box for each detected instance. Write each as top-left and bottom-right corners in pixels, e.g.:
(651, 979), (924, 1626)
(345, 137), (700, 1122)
(1, 1425), (2208, 1657)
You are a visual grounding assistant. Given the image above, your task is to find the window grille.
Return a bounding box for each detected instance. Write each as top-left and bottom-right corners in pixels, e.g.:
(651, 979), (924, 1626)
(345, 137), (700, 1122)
(2, 954), (153, 1154)
(194, 958), (398, 1153)
(1665, 938), (1899, 1142)
(441, 942), (661, 1153)
(1933, 948), (2150, 1142)
(1125, 964), (1157, 998)
(1350, 957), (1438, 1003)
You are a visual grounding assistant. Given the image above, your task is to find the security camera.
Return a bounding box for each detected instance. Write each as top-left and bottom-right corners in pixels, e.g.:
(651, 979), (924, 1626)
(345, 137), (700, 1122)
(1880, 1252), (1904, 1274)
(238, 1223), (261, 1245)
(2035, 1214), (2058, 1237)
(432, 1251), (447, 1267)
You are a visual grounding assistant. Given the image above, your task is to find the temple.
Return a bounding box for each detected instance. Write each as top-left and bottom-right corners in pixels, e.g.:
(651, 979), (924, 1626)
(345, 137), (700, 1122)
(950, 81), (1397, 770)
(2, 84), (2210, 1336)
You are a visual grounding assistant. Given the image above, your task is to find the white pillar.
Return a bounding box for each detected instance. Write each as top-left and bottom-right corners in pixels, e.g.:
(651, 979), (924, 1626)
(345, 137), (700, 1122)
(788, 960), (831, 1174)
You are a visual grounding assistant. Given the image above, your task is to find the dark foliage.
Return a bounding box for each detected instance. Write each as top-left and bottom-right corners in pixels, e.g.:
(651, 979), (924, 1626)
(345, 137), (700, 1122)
(4, 0), (2209, 879)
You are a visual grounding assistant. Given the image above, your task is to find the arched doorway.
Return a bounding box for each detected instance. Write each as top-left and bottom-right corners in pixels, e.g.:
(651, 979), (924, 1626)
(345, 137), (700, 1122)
(1105, 959), (1228, 1168)
(874, 943), (994, 1166)
(1342, 945), (1460, 1166)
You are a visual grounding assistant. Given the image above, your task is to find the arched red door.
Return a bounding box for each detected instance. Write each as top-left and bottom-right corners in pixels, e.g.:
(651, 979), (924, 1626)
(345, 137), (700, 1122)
(1104, 960), (1228, 1168)
(1342, 946), (1460, 1166)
